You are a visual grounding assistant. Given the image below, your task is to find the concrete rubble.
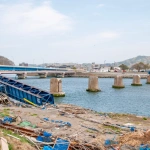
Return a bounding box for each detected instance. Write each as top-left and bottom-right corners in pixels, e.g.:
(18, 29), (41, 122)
(0, 99), (150, 150)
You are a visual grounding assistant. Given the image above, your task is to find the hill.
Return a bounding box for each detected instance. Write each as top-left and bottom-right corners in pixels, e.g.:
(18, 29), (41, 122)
(116, 56), (150, 67)
(0, 56), (15, 65)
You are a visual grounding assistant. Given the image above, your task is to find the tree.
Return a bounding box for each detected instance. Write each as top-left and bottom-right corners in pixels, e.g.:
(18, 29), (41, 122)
(131, 62), (146, 72)
(144, 63), (150, 71)
(119, 64), (129, 70)
(110, 66), (114, 70)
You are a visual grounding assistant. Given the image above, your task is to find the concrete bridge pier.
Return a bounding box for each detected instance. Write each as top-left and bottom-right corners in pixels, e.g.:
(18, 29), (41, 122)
(56, 73), (65, 78)
(146, 75), (150, 84)
(50, 78), (65, 97)
(17, 73), (27, 79)
(131, 75), (142, 86)
(112, 75), (125, 88)
(38, 72), (48, 78)
(86, 76), (101, 92)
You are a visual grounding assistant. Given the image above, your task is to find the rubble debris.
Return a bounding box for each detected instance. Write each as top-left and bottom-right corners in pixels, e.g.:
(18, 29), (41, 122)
(0, 92), (10, 105)
(0, 121), (42, 137)
(69, 141), (101, 150)
(43, 118), (72, 127)
(119, 130), (150, 147)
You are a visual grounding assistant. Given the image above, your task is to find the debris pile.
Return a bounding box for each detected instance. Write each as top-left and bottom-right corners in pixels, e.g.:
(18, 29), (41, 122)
(119, 130), (150, 147)
(0, 100), (150, 150)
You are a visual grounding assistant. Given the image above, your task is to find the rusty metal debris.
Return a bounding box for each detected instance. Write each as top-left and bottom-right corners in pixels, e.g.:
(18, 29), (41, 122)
(0, 92), (10, 105)
(0, 121), (42, 137)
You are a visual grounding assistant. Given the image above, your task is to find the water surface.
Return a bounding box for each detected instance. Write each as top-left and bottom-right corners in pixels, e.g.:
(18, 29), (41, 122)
(6, 75), (150, 116)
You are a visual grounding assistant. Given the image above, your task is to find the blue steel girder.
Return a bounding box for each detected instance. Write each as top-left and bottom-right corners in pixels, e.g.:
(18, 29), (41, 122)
(0, 75), (54, 105)
(0, 65), (67, 71)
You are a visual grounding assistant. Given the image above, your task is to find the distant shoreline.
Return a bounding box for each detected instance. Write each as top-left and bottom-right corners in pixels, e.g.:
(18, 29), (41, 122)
(71, 72), (148, 79)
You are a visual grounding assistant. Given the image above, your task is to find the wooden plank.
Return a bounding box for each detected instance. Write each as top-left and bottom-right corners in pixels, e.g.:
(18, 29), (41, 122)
(0, 137), (9, 150)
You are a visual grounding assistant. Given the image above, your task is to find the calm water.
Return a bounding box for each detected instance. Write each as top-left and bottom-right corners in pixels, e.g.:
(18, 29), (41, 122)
(7, 75), (150, 116)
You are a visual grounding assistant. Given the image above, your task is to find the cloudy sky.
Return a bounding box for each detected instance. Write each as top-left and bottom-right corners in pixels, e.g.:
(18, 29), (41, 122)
(0, 0), (150, 65)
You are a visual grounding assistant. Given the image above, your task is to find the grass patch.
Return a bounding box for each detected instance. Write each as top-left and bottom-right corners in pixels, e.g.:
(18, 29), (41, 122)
(103, 125), (121, 133)
(2, 129), (30, 143)
(8, 143), (14, 150)
(86, 130), (94, 133)
(107, 113), (132, 118)
(0, 108), (10, 117)
(30, 114), (38, 116)
(143, 117), (147, 120)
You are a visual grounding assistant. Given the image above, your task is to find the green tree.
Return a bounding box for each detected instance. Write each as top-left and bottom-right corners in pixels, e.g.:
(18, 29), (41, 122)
(119, 64), (129, 70)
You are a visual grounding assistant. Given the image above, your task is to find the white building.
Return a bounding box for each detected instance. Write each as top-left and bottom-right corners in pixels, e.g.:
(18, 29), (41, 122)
(99, 67), (110, 72)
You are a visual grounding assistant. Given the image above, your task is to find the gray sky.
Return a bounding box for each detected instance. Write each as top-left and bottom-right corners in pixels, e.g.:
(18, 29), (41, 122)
(0, 0), (150, 65)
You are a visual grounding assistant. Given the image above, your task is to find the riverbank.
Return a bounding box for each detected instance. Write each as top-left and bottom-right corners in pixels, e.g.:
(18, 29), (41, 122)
(0, 102), (150, 149)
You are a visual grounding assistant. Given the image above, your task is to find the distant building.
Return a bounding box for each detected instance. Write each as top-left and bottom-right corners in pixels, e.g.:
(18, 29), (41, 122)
(91, 62), (101, 72)
(19, 62), (28, 66)
(100, 67), (110, 72)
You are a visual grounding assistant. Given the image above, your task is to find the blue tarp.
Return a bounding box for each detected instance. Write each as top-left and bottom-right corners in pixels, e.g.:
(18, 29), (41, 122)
(3, 117), (13, 123)
(43, 118), (71, 127)
(43, 138), (69, 150)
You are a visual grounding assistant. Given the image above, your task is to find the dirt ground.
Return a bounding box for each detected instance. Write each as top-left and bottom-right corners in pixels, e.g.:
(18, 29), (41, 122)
(0, 103), (150, 150)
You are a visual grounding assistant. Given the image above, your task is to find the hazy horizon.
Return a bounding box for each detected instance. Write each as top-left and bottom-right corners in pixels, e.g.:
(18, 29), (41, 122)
(0, 0), (150, 65)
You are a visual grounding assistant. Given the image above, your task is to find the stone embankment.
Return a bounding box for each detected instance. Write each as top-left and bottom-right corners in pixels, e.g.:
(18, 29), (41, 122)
(73, 72), (148, 79)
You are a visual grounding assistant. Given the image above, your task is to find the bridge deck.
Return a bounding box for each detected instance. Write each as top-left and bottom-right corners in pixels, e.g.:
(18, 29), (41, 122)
(0, 65), (67, 71)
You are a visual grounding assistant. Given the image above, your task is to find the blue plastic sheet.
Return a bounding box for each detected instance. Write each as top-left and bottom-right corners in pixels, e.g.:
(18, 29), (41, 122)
(36, 131), (52, 142)
(53, 138), (69, 150)
(130, 127), (135, 132)
(3, 117), (13, 123)
(43, 131), (52, 137)
(36, 136), (52, 142)
(43, 146), (53, 150)
(43, 138), (69, 150)
(43, 118), (72, 127)
(139, 144), (150, 150)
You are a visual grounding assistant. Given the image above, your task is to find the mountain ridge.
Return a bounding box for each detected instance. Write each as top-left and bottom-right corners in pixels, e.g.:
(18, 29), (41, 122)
(115, 55), (150, 67)
(0, 56), (15, 66)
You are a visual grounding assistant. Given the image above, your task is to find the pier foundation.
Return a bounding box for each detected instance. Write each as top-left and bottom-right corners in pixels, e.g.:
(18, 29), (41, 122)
(131, 75), (142, 86)
(112, 75), (125, 88)
(50, 78), (65, 97)
(17, 73), (27, 79)
(86, 76), (100, 92)
(146, 75), (150, 84)
(38, 72), (48, 78)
